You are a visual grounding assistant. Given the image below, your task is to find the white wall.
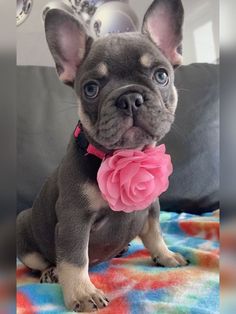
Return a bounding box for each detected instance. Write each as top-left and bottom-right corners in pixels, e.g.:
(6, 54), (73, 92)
(17, 0), (219, 66)
(181, 0), (219, 64)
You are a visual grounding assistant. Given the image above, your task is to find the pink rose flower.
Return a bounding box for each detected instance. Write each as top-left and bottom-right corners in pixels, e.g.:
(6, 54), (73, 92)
(97, 145), (173, 213)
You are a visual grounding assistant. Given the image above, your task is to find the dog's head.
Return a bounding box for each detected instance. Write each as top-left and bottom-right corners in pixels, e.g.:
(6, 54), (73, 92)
(45, 0), (184, 151)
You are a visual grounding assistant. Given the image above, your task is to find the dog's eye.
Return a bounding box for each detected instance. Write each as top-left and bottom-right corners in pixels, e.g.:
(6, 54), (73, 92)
(153, 69), (169, 86)
(84, 82), (100, 99)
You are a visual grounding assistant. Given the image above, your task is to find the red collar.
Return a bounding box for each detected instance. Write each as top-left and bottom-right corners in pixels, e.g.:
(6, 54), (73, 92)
(74, 123), (106, 160)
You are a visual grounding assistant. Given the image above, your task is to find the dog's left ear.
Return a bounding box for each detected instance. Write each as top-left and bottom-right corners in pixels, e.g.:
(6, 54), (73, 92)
(142, 0), (184, 67)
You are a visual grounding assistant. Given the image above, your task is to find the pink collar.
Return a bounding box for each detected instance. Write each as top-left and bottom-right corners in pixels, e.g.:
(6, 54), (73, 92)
(74, 123), (106, 160)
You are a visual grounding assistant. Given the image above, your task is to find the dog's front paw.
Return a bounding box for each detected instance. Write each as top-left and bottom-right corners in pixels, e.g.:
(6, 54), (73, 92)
(153, 251), (188, 267)
(64, 286), (109, 313)
(59, 262), (109, 312)
(72, 289), (109, 312)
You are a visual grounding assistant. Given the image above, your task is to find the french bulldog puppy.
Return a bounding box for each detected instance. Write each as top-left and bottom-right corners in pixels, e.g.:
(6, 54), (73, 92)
(17, 0), (187, 312)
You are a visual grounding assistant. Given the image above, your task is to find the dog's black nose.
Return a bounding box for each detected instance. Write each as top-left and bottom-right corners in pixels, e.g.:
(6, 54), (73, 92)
(116, 92), (144, 111)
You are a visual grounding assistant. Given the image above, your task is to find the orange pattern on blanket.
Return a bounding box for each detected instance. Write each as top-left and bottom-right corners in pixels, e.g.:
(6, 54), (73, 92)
(179, 220), (219, 240)
(100, 297), (129, 314)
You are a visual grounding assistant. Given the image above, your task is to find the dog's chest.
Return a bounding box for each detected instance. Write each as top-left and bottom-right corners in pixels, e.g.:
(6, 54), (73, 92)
(88, 208), (149, 265)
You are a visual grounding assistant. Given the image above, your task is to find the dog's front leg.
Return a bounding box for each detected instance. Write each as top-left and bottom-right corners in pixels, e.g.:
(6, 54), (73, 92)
(139, 200), (188, 267)
(55, 208), (109, 312)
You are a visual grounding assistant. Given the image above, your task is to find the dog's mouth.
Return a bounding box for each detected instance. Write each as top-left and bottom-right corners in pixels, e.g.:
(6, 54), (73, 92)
(85, 114), (172, 152)
(91, 106), (174, 151)
(122, 125), (154, 145)
(102, 123), (158, 151)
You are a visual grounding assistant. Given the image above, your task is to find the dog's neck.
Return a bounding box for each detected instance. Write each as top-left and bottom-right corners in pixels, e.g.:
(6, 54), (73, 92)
(74, 122), (112, 159)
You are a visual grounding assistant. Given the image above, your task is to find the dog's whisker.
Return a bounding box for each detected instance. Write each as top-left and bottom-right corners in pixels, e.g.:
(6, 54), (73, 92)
(170, 122), (187, 142)
(56, 105), (78, 114)
(62, 100), (78, 105)
(176, 88), (191, 93)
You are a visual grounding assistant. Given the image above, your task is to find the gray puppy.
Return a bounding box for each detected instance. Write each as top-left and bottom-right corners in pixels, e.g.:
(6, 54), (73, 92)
(17, 0), (187, 312)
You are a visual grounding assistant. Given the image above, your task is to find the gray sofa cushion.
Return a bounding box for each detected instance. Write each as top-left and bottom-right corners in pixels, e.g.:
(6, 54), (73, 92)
(160, 63), (219, 213)
(17, 63), (219, 214)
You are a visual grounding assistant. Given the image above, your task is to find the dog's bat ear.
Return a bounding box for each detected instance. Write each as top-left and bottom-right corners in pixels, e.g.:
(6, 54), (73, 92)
(45, 9), (92, 86)
(142, 0), (184, 67)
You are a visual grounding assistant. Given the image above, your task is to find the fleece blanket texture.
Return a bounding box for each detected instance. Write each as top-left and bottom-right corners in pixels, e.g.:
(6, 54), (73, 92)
(17, 211), (219, 314)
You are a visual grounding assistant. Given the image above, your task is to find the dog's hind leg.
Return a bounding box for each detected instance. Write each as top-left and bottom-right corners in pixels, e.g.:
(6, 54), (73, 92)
(40, 266), (58, 283)
(17, 208), (50, 271)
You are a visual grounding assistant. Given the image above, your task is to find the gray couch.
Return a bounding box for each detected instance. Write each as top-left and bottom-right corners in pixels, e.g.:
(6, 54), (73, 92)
(17, 63), (219, 214)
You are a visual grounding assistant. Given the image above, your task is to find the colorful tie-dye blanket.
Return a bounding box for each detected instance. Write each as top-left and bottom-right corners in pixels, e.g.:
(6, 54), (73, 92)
(17, 211), (219, 314)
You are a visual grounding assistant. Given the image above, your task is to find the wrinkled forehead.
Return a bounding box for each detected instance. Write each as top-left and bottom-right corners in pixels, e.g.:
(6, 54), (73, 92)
(81, 33), (172, 77)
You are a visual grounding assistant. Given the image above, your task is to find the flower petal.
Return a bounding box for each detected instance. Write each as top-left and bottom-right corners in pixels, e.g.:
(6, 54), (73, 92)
(119, 163), (140, 185)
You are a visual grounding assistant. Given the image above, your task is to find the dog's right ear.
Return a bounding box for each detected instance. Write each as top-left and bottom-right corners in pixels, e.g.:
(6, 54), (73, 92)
(45, 9), (92, 86)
